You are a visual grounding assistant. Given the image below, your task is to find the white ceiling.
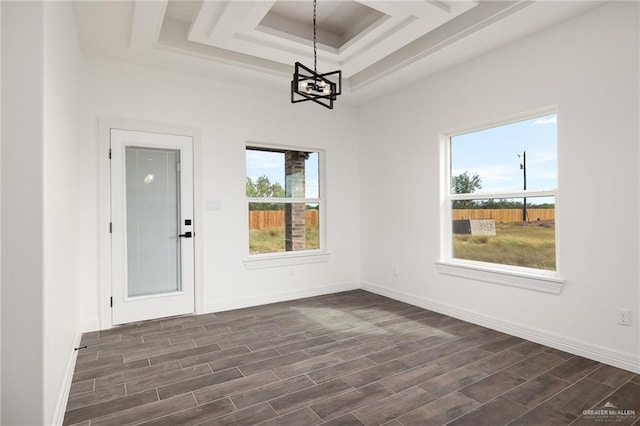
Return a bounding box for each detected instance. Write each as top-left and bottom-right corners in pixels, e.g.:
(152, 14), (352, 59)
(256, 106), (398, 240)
(73, 1), (606, 105)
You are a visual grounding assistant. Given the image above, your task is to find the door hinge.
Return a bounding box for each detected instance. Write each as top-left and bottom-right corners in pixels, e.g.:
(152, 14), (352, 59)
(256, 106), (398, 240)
(176, 162), (181, 172)
(108, 148), (112, 160)
(110, 297), (113, 308)
(109, 222), (112, 234)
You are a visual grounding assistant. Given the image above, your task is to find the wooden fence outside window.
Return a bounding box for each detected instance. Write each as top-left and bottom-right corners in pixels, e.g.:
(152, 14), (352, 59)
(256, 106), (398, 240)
(248, 209), (554, 230)
(249, 210), (319, 230)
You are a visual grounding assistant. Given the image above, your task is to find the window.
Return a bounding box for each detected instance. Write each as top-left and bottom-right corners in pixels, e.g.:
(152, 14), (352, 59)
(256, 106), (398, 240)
(246, 146), (321, 256)
(443, 112), (558, 275)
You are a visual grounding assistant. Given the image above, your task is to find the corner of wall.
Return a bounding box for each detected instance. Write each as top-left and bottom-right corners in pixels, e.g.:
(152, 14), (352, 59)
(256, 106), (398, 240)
(51, 330), (82, 426)
(205, 282), (360, 314)
(1, 2), (46, 424)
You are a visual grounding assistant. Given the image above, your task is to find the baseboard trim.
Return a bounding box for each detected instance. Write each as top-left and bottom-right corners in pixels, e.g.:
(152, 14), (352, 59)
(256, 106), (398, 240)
(361, 281), (640, 374)
(52, 328), (83, 426)
(205, 282), (360, 314)
(81, 318), (101, 333)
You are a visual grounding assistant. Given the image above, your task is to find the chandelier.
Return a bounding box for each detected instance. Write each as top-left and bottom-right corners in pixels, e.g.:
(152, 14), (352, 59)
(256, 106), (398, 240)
(291, 0), (342, 109)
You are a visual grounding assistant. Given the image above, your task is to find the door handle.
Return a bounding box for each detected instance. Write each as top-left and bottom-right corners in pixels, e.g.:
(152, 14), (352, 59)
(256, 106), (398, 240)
(178, 231), (193, 238)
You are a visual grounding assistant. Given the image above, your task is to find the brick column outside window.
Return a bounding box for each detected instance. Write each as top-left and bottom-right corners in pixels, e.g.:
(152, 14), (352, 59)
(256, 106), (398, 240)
(285, 151), (306, 251)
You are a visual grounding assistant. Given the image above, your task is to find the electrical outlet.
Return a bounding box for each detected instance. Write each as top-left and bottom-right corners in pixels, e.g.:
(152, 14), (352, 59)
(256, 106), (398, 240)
(618, 308), (631, 326)
(393, 266), (399, 277)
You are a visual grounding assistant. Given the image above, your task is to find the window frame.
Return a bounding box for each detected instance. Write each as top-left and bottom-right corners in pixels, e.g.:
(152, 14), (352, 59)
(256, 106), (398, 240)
(437, 108), (564, 294)
(243, 142), (330, 269)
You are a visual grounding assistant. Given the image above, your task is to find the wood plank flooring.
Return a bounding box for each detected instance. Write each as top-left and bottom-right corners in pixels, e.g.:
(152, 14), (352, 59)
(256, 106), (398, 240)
(64, 290), (640, 425)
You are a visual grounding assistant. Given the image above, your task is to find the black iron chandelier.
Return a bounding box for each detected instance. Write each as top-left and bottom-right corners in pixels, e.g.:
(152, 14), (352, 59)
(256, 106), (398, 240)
(291, 0), (342, 109)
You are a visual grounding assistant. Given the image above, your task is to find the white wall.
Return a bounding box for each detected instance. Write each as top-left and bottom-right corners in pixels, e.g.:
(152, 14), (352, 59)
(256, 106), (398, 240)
(43, 2), (82, 423)
(1, 2), (82, 424)
(359, 2), (639, 371)
(1, 2), (46, 424)
(0, 1), (3, 421)
(78, 58), (361, 327)
(0, 1), (636, 423)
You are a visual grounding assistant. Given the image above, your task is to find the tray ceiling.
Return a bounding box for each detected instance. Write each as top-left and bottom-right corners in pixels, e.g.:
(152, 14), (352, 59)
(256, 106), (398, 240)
(74, 1), (606, 104)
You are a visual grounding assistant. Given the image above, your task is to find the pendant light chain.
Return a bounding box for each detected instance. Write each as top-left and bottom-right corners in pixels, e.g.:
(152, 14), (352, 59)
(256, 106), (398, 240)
(313, 0), (317, 76)
(291, 0), (341, 109)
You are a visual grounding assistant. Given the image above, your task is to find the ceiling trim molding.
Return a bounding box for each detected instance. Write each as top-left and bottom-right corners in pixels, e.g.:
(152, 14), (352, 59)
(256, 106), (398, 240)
(349, 1), (534, 91)
(74, 0), (607, 105)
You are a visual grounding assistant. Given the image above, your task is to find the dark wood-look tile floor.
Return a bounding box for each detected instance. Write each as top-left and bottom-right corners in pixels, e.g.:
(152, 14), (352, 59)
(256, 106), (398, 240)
(64, 290), (640, 425)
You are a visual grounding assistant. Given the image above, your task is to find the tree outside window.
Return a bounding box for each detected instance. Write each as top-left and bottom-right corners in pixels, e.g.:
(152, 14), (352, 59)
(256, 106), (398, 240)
(448, 112), (557, 271)
(246, 147), (321, 254)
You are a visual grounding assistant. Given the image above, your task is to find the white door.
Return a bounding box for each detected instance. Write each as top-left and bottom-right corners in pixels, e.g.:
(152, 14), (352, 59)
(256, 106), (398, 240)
(110, 129), (194, 325)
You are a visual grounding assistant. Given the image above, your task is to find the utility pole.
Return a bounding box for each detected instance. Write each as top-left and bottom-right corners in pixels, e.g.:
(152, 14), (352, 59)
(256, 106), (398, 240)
(519, 151), (527, 222)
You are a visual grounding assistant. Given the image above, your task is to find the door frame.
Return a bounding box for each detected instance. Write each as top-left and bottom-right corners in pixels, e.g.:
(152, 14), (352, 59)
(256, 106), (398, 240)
(98, 118), (204, 329)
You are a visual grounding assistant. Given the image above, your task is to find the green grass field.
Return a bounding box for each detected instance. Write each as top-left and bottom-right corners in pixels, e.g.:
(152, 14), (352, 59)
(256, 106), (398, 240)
(453, 222), (556, 270)
(249, 225), (319, 254)
(249, 221), (555, 270)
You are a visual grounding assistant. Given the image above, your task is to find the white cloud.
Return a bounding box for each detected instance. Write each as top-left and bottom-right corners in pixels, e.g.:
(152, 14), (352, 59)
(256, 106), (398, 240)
(532, 115), (557, 126)
(246, 150), (285, 184)
(451, 165), (517, 192)
(527, 150), (557, 165)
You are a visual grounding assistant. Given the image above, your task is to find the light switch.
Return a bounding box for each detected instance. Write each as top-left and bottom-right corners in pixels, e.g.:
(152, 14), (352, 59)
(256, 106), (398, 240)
(206, 200), (222, 211)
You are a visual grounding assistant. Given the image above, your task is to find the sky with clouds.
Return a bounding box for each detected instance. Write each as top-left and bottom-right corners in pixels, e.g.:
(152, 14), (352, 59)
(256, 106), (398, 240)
(246, 113), (556, 205)
(246, 150), (320, 198)
(451, 113), (557, 203)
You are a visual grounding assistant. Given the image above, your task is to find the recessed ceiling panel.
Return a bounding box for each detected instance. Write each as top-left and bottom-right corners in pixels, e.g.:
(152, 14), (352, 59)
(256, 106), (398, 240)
(180, 0), (479, 77)
(261, 1), (386, 48)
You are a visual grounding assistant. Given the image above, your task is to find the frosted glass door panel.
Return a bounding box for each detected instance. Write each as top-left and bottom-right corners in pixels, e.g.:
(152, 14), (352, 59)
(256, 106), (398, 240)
(126, 147), (181, 297)
(111, 128), (194, 325)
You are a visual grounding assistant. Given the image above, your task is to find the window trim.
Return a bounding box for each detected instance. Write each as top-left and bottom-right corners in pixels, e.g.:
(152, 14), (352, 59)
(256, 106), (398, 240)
(450, 189), (556, 202)
(246, 197), (321, 204)
(244, 251), (331, 270)
(244, 143), (328, 268)
(439, 108), (564, 294)
(435, 261), (564, 294)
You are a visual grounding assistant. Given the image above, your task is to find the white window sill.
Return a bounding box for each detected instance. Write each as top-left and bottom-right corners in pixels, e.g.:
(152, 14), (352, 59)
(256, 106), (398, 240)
(244, 251), (331, 270)
(435, 261), (565, 295)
